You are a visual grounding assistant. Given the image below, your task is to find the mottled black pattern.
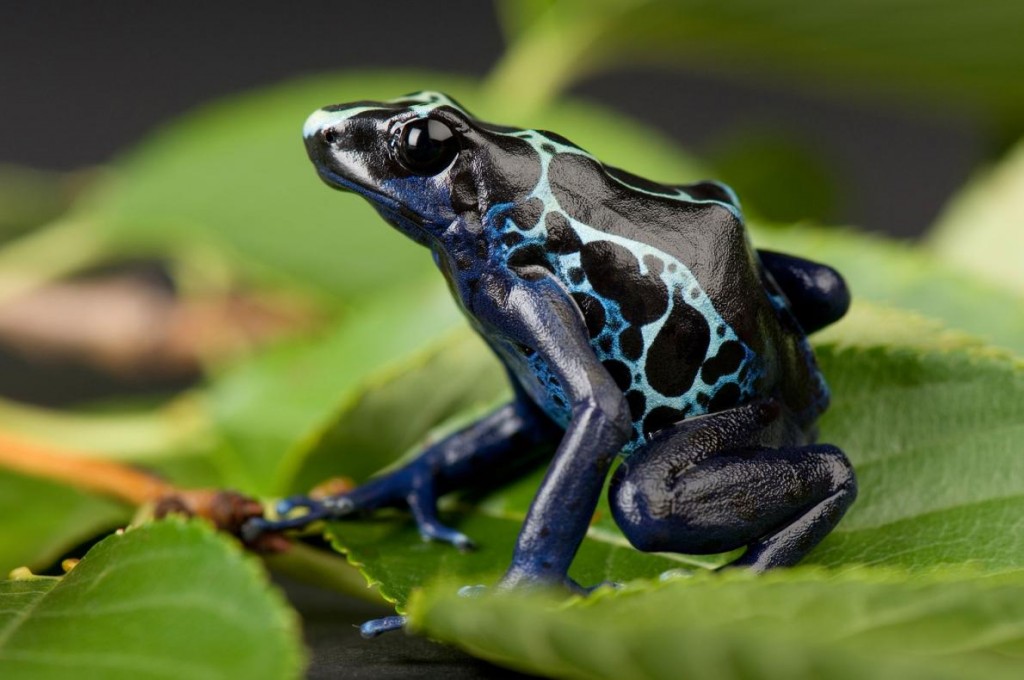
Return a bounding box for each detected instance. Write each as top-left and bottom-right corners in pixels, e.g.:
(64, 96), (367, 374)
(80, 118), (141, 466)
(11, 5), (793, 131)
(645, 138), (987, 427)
(579, 240), (668, 326)
(643, 405), (689, 438)
(645, 292), (711, 397)
(602, 359), (633, 392)
(619, 326), (644, 361)
(571, 292), (606, 339)
(701, 341), (745, 385)
(545, 213), (582, 254)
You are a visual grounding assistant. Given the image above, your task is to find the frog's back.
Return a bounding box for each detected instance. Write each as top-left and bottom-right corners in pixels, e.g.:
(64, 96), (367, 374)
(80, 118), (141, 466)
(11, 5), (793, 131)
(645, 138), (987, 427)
(488, 131), (827, 448)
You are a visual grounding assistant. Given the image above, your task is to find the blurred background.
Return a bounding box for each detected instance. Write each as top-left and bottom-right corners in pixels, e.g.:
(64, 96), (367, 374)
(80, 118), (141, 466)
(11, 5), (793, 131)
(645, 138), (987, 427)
(1, 2), (1022, 678)
(0, 1), (996, 237)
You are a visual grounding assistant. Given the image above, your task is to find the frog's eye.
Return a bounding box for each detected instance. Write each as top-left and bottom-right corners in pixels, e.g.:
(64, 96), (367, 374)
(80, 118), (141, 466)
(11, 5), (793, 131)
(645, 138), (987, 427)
(398, 118), (459, 175)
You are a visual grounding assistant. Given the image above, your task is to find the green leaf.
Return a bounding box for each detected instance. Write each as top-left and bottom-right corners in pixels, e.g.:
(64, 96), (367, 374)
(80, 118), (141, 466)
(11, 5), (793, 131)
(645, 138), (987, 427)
(0, 519), (304, 680)
(490, 0), (1024, 122)
(752, 222), (1024, 355)
(207, 280), (467, 495)
(929, 137), (1024, 295)
(318, 306), (1024, 611)
(807, 344), (1024, 571)
(288, 327), (510, 494)
(408, 567), (1024, 680)
(0, 469), (128, 576)
(72, 70), (700, 300)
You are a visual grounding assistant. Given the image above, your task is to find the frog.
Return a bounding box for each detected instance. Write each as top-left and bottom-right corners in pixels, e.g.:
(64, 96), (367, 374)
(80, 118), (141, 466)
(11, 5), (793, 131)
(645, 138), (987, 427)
(245, 91), (856, 633)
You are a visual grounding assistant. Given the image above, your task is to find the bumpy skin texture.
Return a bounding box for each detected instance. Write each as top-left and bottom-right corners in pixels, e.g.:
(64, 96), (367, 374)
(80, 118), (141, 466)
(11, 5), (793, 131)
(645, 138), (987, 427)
(247, 92), (856, 597)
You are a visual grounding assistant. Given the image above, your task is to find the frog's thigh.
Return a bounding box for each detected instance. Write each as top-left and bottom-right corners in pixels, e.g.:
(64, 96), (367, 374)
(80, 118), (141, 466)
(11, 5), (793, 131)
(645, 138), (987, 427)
(609, 418), (856, 570)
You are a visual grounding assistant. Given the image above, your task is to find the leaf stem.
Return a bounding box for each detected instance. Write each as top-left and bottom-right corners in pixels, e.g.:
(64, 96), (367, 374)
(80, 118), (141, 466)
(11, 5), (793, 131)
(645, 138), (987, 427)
(482, 10), (612, 118)
(0, 430), (172, 505)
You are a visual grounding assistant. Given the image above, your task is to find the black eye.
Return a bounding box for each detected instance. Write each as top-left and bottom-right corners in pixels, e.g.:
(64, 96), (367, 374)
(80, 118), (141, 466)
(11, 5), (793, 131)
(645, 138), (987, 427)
(399, 118), (459, 175)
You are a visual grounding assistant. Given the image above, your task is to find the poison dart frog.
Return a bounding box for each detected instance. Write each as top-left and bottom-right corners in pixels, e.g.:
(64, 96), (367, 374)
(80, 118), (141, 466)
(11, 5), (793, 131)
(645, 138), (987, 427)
(246, 92), (856, 633)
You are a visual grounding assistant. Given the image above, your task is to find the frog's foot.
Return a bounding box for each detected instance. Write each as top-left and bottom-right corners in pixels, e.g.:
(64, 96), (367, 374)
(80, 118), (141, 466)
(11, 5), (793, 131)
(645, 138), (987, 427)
(241, 495), (354, 542)
(243, 472), (475, 551)
(359, 615), (408, 639)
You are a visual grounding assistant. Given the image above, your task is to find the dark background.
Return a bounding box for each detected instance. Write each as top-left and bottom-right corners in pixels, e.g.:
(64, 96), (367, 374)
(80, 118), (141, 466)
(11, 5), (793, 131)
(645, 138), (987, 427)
(0, 1), (983, 238)
(0, 2), (989, 677)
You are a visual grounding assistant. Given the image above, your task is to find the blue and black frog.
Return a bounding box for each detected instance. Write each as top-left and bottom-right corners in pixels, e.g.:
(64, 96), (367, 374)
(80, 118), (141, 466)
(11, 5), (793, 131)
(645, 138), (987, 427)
(248, 92), (856, 626)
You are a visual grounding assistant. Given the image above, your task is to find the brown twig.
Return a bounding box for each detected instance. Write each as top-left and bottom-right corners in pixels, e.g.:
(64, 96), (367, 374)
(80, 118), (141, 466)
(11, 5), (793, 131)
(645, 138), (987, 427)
(0, 429), (288, 552)
(0, 430), (172, 504)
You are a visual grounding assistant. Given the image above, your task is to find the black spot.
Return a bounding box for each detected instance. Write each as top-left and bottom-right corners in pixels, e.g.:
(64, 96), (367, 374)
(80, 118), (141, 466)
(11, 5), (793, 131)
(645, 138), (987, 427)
(689, 287), (700, 300)
(509, 197), (544, 230)
(599, 336), (614, 353)
(569, 267), (585, 285)
(579, 240), (668, 326)
(642, 254), (664, 276)
(643, 406), (688, 437)
(571, 292), (606, 338)
(602, 359), (633, 391)
(716, 324), (726, 337)
(541, 143), (556, 154)
(508, 244), (553, 274)
(625, 390), (646, 421)
(545, 212), (582, 254)
(701, 340), (745, 384)
(619, 326), (644, 361)
(644, 293), (711, 397)
(696, 393), (710, 408)
(501, 231), (524, 247)
(709, 382), (741, 411)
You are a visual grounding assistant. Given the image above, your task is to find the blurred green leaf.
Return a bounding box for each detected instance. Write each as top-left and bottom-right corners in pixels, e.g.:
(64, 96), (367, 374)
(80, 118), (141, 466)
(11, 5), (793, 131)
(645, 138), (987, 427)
(0, 165), (79, 243)
(493, 0), (1024, 122)
(289, 328), (509, 494)
(409, 567), (1024, 680)
(929, 137), (1024, 294)
(0, 519), (304, 680)
(0, 469), (128, 576)
(207, 280), (466, 495)
(753, 223), (1024, 355)
(709, 129), (842, 224)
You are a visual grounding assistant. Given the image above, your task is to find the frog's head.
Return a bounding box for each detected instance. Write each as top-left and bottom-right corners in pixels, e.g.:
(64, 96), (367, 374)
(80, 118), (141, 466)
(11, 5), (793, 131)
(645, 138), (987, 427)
(304, 91), (543, 244)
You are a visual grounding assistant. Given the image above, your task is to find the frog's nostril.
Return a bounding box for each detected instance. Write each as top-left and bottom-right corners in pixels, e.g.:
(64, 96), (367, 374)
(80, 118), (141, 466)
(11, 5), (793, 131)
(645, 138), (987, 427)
(322, 128), (339, 145)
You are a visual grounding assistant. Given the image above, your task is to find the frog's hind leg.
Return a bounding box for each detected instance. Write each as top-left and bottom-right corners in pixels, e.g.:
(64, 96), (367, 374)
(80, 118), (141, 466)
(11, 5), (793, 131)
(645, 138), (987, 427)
(609, 399), (856, 571)
(758, 250), (850, 334)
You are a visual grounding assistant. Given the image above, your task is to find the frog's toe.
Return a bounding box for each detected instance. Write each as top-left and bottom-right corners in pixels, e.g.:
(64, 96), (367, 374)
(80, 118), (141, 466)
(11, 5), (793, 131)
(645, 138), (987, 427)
(406, 491), (475, 551)
(359, 615), (408, 639)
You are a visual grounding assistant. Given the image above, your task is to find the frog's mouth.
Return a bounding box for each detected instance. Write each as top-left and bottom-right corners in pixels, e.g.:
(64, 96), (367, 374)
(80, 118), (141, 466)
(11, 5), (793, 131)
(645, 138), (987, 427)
(314, 165), (427, 236)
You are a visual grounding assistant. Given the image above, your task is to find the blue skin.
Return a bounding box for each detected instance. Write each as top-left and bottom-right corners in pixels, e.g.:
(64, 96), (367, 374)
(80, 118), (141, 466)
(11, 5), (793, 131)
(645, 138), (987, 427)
(245, 92), (857, 636)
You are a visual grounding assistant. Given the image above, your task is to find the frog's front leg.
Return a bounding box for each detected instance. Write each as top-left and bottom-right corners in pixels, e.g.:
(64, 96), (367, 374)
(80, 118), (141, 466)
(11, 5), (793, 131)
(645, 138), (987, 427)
(243, 394), (561, 549)
(472, 270), (633, 590)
